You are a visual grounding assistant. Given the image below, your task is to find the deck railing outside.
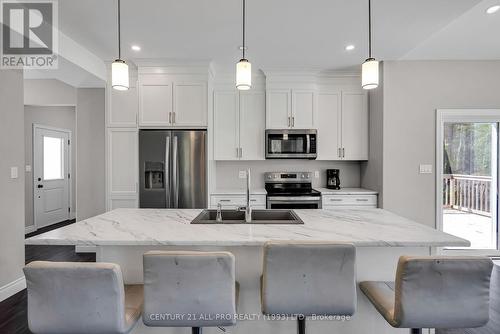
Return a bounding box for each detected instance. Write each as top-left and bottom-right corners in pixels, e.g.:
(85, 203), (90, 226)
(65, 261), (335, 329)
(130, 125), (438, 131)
(443, 174), (492, 217)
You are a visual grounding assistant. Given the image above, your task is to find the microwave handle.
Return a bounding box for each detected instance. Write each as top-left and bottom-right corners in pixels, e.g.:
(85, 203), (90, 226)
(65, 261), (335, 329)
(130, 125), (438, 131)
(306, 134), (310, 153)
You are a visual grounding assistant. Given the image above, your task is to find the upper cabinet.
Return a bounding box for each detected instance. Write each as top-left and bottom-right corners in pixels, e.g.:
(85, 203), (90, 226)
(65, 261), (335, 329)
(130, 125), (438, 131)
(317, 90), (368, 161)
(138, 74), (207, 128)
(107, 80), (138, 127)
(214, 89), (265, 161)
(266, 89), (315, 129)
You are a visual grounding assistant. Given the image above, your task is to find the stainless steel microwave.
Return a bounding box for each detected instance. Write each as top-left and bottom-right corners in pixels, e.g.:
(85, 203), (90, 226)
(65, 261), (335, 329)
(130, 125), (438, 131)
(265, 129), (317, 159)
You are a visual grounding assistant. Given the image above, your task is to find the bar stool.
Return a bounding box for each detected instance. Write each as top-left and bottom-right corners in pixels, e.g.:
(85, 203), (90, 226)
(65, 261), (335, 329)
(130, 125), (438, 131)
(23, 261), (143, 334)
(142, 251), (237, 334)
(261, 241), (357, 334)
(360, 256), (493, 334)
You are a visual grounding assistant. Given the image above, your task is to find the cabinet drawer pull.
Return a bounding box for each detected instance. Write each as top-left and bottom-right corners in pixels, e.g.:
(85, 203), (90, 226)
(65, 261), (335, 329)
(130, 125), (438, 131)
(356, 198), (369, 202)
(329, 198), (343, 202)
(219, 199), (231, 202)
(250, 199), (257, 202)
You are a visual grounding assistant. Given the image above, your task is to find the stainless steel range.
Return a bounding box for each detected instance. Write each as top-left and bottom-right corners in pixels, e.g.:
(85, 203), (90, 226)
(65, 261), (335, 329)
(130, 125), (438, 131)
(265, 172), (322, 209)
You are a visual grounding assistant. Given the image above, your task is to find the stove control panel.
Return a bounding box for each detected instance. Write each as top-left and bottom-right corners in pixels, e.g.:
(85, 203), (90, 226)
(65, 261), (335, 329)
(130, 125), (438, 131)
(264, 172), (312, 183)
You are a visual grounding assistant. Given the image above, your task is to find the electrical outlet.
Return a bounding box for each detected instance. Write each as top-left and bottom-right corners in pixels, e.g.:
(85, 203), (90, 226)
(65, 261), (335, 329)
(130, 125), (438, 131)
(25, 165), (31, 172)
(419, 164), (433, 174)
(314, 171), (320, 178)
(238, 171), (247, 179)
(10, 167), (18, 179)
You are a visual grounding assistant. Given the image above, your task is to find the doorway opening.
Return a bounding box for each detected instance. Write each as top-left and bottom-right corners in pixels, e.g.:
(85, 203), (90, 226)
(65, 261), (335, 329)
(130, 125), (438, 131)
(437, 110), (500, 253)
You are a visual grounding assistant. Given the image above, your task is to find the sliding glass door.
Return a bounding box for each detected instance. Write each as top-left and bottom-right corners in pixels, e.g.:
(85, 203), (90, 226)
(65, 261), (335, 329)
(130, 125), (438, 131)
(437, 110), (500, 252)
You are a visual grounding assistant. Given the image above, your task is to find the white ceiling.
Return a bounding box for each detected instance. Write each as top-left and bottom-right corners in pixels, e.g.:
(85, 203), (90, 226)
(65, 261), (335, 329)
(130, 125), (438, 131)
(48, 0), (500, 78)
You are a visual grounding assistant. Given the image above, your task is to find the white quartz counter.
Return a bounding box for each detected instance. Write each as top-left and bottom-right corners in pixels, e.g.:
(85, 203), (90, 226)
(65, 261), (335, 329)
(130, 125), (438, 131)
(26, 208), (468, 248)
(316, 187), (378, 195)
(211, 188), (267, 195)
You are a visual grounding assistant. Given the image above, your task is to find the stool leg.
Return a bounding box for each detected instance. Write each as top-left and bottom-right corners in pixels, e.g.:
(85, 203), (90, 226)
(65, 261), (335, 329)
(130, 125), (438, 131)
(192, 327), (202, 334)
(297, 316), (306, 334)
(410, 329), (422, 334)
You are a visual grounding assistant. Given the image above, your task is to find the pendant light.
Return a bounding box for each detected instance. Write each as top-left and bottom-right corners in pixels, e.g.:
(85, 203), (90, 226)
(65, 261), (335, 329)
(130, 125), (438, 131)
(112, 0), (129, 91)
(236, 0), (251, 90)
(362, 0), (379, 90)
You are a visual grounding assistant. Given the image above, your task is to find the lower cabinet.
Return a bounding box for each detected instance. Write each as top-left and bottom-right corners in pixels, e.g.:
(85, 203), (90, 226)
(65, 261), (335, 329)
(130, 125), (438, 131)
(210, 195), (267, 210)
(106, 128), (138, 210)
(322, 194), (377, 209)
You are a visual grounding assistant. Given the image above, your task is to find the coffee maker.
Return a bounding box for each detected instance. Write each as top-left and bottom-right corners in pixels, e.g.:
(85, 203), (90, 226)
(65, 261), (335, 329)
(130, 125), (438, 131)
(326, 169), (341, 189)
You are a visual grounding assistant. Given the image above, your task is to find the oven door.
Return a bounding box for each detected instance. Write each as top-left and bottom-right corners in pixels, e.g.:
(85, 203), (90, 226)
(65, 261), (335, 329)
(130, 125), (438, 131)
(266, 129), (317, 159)
(266, 196), (322, 209)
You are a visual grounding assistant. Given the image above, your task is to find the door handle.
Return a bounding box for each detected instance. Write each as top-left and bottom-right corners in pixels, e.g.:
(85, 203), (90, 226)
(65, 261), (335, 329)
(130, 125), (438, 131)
(37, 184), (43, 188)
(292, 116), (295, 127)
(169, 112), (172, 124)
(172, 112), (176, 124)
(173, 136), (179, 208)
(342, 148), (345, 158)
(287, 116), (290, 127)
(165, 136), (171, 208)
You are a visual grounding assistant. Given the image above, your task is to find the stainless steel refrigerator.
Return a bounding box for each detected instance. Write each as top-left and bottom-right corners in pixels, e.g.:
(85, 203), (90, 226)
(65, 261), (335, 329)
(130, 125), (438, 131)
(139, 130), (207, 208)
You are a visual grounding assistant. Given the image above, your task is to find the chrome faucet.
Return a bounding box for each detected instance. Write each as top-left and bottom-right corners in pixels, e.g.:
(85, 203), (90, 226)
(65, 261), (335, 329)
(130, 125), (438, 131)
(238, 168), (252, 223)
(216, 203), (223, 223)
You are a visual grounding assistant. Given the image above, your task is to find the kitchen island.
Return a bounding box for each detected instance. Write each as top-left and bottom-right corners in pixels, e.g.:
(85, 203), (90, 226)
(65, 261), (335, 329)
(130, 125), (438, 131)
(26, 208), (468, 334)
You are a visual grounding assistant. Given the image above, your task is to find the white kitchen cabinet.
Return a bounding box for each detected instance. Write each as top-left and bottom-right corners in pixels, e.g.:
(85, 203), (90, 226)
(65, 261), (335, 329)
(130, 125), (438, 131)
(266, 89), (315, 129)
(317, 92), (341, 160)
(210, 194), (266, 210)
(139, 80), (172, 126)
(214, 90), (239, 160)
(322, 194), (377, 209)
(107, 83), (138, 127)
(341, 91), (368, 160)
(173, 82), (207, 127)
(214, 90), (265, 161)
(138, 75), (207, 127)
(266, 90), (290, 128)
(291, 90), (315, 128)
(316, 90), (368, 160)
(107, 128), (138, 210)
(239, 91), (265, 160)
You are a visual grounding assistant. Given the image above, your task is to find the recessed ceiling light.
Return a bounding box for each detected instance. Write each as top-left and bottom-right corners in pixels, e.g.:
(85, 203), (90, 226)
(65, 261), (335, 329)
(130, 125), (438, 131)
(131, 45), (141, 51)
(345, 44), (355, 51)
(486, 5), (500, 14)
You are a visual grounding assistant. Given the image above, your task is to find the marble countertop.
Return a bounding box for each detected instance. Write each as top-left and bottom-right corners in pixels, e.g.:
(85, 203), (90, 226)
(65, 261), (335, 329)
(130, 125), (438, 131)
(26, 208), (468, 248)
(316, 187), (378, 195)
(211, 188), (267, 195)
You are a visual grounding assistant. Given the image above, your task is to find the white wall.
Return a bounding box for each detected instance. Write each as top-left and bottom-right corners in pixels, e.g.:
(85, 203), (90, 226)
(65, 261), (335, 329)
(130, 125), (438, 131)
(24, 106), (76, 228)
(215, 160), (361, 190)
(0, 70), (25, 294)
(76, 88), (105, 220)
(362, 60), (500, 227)
(24, 79), (76, 106)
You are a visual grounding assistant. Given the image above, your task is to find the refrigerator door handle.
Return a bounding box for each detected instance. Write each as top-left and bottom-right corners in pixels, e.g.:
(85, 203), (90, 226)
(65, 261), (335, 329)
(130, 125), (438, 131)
(172, 136), (179, 208)
(165, 136), (171, 208)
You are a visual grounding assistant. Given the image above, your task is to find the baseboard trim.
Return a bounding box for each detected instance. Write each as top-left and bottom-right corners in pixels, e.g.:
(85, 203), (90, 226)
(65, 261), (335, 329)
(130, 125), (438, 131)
(75, 245), (97, 253)
(0, 276), (26, 302)
(25, 225), (36, 235)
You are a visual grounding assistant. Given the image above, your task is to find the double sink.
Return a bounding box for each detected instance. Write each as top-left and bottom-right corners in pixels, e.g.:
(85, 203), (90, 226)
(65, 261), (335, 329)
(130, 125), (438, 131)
(191, 209), (304, 225)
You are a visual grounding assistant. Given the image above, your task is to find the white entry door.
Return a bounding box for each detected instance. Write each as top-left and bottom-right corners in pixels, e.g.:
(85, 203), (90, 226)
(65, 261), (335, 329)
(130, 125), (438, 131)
(33, 126), (71, 228)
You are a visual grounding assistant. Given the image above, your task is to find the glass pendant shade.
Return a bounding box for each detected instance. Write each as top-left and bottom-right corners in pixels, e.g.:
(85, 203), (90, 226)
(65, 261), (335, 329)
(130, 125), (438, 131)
(362, 58), (379, 90)
(236, 59), (251, 90)
(112, 59), (129, 91)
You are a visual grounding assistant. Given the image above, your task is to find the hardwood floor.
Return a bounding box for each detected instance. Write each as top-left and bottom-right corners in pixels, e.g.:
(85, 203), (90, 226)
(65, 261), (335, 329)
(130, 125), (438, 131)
(0, 221), (95, 334)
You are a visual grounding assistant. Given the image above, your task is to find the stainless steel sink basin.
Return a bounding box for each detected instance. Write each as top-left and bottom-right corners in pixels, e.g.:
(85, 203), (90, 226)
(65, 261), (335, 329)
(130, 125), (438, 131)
(191, 209), (304, 224)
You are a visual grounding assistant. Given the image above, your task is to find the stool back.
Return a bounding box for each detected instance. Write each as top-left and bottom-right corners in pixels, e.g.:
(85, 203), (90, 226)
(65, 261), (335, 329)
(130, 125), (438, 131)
(262, 241), (356, 316)
(394, 256), (493, 329)
(24, 261), (128, 334)
(142, 251), (236, 327)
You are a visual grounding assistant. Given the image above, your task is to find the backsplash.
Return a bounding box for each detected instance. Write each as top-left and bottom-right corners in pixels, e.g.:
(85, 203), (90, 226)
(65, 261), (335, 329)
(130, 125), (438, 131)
(214, 160), (361, 189)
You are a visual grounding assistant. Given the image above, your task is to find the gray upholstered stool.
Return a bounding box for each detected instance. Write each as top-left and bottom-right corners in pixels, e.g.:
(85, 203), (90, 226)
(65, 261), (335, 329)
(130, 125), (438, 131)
(23, 261), (143, 334)
(261, 241), (357, 334)
(142, 251), (237, 334)
(360, 256), (493, 334)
